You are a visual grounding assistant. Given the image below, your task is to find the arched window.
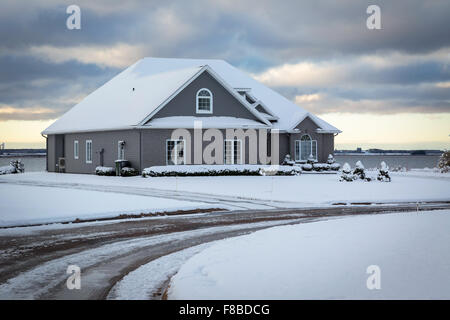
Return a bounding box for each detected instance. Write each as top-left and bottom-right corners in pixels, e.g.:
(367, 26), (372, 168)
(196, 88), (213, 114)
(295, 134), (317, 161)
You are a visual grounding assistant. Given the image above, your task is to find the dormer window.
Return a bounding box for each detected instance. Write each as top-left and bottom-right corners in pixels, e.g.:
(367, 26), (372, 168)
(196, 88), (213, 114)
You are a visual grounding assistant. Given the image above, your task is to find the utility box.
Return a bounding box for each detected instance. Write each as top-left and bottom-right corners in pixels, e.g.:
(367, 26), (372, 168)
(115, 159), (129, 176)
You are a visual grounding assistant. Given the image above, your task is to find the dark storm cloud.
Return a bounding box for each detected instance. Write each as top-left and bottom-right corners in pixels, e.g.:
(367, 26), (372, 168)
(0, 0), (449, 120)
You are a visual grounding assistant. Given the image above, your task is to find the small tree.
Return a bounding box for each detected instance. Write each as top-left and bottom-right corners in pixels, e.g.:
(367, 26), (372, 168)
(327, 154), (336, 164)
(340, 162), (354, 182)
(282, 154), (294, 166)
(438, 150), (450, 173)
(307, 154), (316, 164)
(377, 161), (391, 182)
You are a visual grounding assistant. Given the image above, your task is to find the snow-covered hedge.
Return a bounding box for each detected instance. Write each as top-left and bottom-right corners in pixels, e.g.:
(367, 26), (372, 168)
(301, 162), (340, 172)
(0, 165), (17, 175)
(121, 167), (139, 177)
(95, 166), (115, 176)
(0, 160), (24, 175)
(142, 165), (302, 177)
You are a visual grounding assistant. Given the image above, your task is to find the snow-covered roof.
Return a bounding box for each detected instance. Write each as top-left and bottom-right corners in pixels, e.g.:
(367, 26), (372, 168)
(42, 57), (341, 134)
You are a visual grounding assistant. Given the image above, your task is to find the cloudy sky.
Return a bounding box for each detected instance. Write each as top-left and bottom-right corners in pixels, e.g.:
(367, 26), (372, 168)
(0, 0), (449, 149)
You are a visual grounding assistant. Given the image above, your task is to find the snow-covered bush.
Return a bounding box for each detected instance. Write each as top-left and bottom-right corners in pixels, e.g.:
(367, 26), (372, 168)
(340, 162), (354, 182)
(330, 162), (341, 171)
(0, 164), (16, 175)
(327, 154), (335, 164)
(301, 163), (313, 171)
(377, 161), (391, 182)
(312, 163), (330, 171)
(121, 167), (139, 177)
(282, 154), (295, 166)
(142, 165), (301, 177)
(0, 160), (24, 175)
(391, 165), (407, 172)
(353, 160), (371, 181)
(95, 166), (115, 176)
(306, 154), (316, 164)
(438, 150), (450, 173)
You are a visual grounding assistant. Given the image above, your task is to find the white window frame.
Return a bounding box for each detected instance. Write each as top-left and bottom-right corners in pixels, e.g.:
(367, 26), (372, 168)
(85, 140), (92, 164)
(166, 139), (186, 165)
(74, 140), (79, 160)
(196, 88), (213, 114)
(295, 135), (317, 162)
(224, 139), (242, 165)
(117, 141), (125, 160)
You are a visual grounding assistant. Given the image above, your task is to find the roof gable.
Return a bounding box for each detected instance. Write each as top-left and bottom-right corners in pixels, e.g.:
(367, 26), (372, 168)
(140, 66), (271, 127)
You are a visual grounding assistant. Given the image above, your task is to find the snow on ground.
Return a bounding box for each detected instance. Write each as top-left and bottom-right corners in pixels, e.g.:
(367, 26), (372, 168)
(107, 242), (215, 300)
(168, 210), (450, 299)
(0, 184), (210, 227)
(1, 171), (449, 206)
(0, 219), (300, 299)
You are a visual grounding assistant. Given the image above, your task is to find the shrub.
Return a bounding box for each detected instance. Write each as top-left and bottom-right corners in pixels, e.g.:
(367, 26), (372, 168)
(95, 166), (115, 176)
(340, 162), (354, 182)
(282, 154), (295, 166)
(377, 161), (391, 182)
(312, 163), (330, 171)
(327, 154), (336, 164)
(438, 150), (450, 173)
(121, 167), (139, 177)
(142, 165), (301, 177)
(301, 163), (313, 171)
(330, 162), (341, 171)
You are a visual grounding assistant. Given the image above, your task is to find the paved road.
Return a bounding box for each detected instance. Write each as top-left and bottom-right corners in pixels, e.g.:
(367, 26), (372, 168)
(1, 201), (449, 300)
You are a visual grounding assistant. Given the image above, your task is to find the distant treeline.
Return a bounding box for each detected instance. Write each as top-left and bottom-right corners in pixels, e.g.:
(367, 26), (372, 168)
(0, 149), (46, 155)
(335, 149), (443, 155)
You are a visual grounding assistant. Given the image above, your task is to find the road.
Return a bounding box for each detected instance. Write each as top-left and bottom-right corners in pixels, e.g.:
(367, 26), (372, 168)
(1, 201), (449, 300)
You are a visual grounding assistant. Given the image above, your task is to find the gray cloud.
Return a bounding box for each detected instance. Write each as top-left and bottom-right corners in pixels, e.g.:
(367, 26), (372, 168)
(0, 0), (449, 120)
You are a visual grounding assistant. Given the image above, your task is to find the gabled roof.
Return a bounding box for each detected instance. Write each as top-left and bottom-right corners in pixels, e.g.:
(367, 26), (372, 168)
(42, 57), (341, 134)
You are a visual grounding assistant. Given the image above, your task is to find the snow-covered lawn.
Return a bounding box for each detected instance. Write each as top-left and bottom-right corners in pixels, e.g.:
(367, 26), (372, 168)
(168, 210), (450, 299)
(0, 184), (210, 227)
(1, 171), (449, 206)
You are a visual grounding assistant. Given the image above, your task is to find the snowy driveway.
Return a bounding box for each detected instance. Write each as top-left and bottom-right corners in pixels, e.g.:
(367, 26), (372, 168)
(1, 203), (449, 300)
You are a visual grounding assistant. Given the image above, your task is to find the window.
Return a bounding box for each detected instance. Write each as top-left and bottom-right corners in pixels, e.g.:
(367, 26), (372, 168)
(86, 140), (92, 163)
(224, 139), (242, 164)
(166, 140), (185, 165)
(117, 141), (125, 160)
(196, 88), (213, 114)
(295, 135), (317, 161)
(74, 140), (79, 159)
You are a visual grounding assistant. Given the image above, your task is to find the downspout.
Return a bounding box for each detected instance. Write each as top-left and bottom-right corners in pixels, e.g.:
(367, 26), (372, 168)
(41, 133), (48, 172)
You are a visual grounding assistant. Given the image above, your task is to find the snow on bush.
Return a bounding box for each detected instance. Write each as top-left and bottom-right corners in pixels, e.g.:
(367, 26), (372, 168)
(327, 154), (335, 164)
(377, 161), (391, 182)
(282, 154), (295, 166)
(301, 163), (313, 171)
(312, 163), (330, 171)
(0, 165), (16, 175)
(340, 162), (354, 182)
(330, 162), (341, 171)
(95, 166), (115, 176)
(353, 160), (371, 181)
(0, 160), (24, 175)
(142, 165), (302, 177)
(438, 150), (450, 173)
(121, 167), (139, 177)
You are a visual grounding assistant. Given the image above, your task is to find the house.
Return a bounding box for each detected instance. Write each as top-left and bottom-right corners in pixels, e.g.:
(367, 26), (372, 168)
(42, 58), (341, 174)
